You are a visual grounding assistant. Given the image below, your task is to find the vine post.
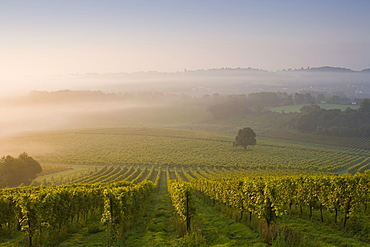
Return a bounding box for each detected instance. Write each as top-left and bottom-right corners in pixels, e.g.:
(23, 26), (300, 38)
(186, 189), (191, 232)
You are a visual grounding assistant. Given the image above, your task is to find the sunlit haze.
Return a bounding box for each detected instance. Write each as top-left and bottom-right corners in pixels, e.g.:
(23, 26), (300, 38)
(1, 0), (370, 137)
(1, 1), (370, 92)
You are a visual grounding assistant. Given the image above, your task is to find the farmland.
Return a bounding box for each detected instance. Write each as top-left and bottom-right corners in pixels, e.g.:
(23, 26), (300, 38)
(1, 127), (370, 174)
(2, 0), (370, 245)
(0, 124), (370, 246)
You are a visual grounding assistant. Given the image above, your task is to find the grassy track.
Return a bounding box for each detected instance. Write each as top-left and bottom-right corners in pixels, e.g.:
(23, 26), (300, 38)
(55, 169), (270, 246)
(121, 171), (179, 246)
(123, 171), (268, 246)
(276, 215), (370, 247)
(57, 218), (107, 247)
(56, 171), (179, 246)
(193, 196), (267, 246)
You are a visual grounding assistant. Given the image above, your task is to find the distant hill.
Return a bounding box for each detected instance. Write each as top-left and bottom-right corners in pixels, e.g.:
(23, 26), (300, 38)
(303, 66), (355, 73)
(182, 66), (365, 73)
(4, 66), (369, 101)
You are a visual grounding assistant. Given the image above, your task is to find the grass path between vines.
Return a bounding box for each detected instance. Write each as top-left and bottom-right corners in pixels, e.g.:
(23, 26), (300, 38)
(121, 171), (179, 246)
(193, 196), (268, 247)
(277, 215), (370, 246)
(57, 171), (179, 246)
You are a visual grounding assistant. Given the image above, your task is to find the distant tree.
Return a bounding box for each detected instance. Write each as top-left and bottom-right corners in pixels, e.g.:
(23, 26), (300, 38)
(283, 95), (294, 106)
(207, 94), (250, 119)
(0, 153), (42, 188)
(329, 95), (341, 104)
(317, 94), (326, 103)
(293, 92), (316, 105)
(304, 93), (316, 104)
(359, 123), (370, 137)
(289, 99), (370, 137)
(358, 99), (370, 116)
(233, 127), (256, 150)
(300, 104), (320, 113)
(294, 93), (305, 104)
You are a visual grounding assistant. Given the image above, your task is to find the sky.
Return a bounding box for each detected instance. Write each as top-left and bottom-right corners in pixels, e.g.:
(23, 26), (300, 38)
(1, 0), (370, 81)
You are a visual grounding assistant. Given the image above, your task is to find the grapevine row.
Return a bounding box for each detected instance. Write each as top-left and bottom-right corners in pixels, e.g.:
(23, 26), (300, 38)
(0, 181), (154, 246)
(168, 181), (195, 232)
(193, 172), (370, 227)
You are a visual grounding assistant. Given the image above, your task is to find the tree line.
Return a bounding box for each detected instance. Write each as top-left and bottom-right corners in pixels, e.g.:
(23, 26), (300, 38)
(206, 91), (370, 137)
(290, 99), (370, 137)
(206, 91), (368, 119)
(0, 153), (42, 188)
(206, 92), (328, 119)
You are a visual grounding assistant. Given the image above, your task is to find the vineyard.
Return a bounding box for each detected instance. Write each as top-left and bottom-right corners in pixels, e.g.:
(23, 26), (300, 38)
(1, 164), (369, 246)
(261, 128), (370, 151)
(1, 127), (370, 246)
(1, 127), (370, 174)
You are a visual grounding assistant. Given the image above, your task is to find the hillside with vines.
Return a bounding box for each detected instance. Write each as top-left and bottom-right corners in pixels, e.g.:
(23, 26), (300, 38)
(0, 124), (370, 246)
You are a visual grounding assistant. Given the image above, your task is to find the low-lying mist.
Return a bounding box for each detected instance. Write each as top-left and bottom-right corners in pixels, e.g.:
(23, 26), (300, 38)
(0, 102), (124, 138)
(4, 66), (370, 99)
(2, 66), (369, 138)
(0, 90), (210, 138)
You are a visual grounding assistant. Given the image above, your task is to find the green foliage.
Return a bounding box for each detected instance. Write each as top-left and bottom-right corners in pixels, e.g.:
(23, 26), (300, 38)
(168, 181), (195, 232)
(233, 127), (257, 149)
(290, 101), (370, 137)
(207, 92), (297, 119)
(269, 104), (359, 113)
(0, 181), (154, 246)
(358, 98), (370, 116)
(1, 163), (369, 246)
(0, 153), (42, 188)
(194, 173), (370, 228)
(177, 230), (206, 247)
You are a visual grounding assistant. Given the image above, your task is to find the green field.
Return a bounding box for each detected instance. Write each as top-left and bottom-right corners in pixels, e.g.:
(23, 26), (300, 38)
(1, 109), (370, 246)
(268, 103), (360, 113)
(1, 127), (370, 174)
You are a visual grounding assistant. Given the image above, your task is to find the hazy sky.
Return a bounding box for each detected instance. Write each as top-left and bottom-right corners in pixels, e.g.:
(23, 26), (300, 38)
(1, 0), (370, 79)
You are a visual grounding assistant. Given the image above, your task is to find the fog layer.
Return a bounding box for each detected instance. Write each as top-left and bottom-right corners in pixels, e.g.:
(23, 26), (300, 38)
(1, 67), (369, 138)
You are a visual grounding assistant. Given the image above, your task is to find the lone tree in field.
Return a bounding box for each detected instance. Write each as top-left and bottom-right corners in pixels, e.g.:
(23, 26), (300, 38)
(233, 127), (256, 150)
